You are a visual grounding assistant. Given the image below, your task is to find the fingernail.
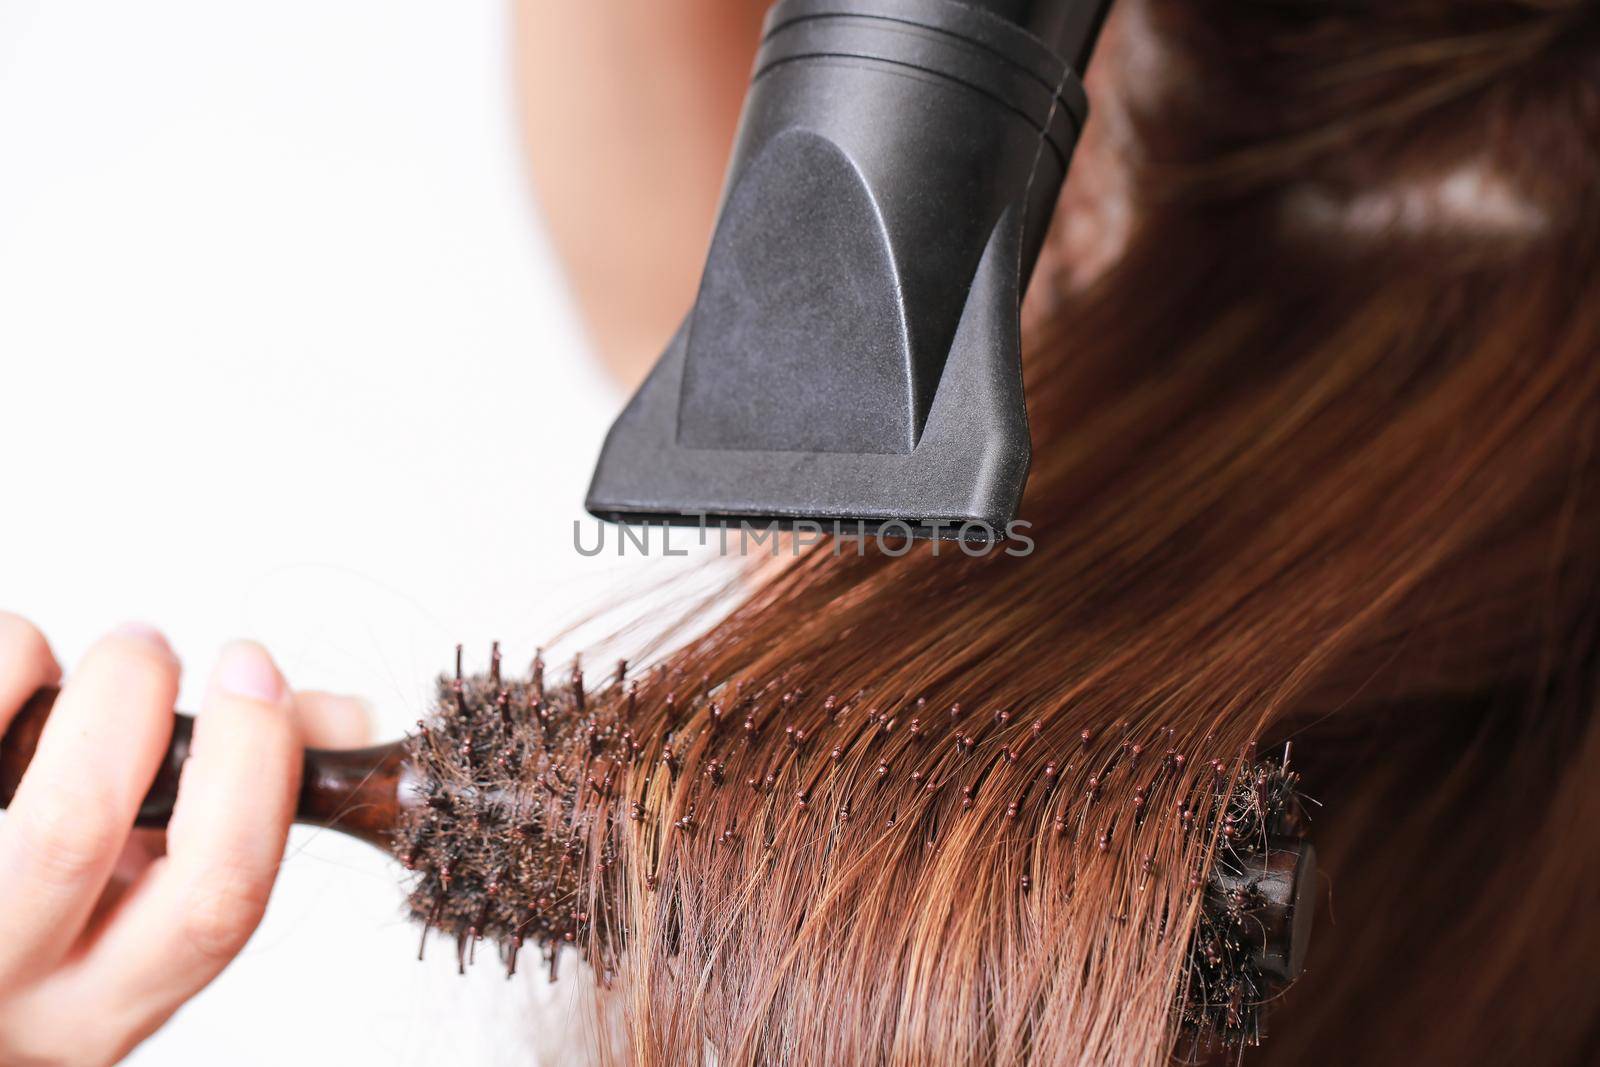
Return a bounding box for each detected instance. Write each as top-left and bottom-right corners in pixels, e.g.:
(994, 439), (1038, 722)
(111, 621), (175, 660)
(213, 641), (288, 705)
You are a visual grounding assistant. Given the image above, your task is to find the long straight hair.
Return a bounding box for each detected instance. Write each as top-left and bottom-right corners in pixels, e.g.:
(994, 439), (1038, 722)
(572, 2), (1600, 1063)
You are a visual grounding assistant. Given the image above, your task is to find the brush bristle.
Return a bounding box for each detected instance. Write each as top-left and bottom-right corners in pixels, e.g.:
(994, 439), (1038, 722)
(396, 648), (1306, 1041)
(1178, 759), (1305, 1048)
(394, 648), (633, 978)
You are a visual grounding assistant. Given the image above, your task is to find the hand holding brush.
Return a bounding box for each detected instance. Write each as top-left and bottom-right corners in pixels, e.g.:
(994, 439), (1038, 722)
(0, 615), (1317, 1057)
(0, 615), (370, 1066)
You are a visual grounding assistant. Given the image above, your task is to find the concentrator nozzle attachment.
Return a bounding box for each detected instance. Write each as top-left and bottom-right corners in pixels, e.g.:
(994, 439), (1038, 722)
(586, 0), (1100, 540)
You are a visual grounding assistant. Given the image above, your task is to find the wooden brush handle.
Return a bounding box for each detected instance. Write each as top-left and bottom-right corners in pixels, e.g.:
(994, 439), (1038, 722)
(0, 687), (412, 848)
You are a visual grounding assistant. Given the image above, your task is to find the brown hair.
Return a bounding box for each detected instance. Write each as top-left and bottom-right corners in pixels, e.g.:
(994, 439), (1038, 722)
(528, 2), (1600, 1062)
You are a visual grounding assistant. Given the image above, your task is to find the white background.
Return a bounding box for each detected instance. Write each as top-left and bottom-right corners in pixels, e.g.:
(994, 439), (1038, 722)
(0, 2), (711, 1062)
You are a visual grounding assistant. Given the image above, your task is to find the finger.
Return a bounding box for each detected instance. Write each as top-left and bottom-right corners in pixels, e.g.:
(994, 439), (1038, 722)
(0, 624), (177, 985)
(81, 641), (300, 1038)
(0, 611), (62, 730)
(292, 690), (374, 748)
(81, 831), (169, 939)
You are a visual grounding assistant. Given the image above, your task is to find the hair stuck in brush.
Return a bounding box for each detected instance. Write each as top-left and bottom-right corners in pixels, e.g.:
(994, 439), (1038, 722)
(411, 1), (1596, 1064)
(398, 655), (1311, 1049)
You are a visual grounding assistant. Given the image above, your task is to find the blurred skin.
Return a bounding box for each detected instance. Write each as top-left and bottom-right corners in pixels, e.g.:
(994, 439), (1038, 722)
(514, 0), (764, 388)
(0, 614), (369, 1065)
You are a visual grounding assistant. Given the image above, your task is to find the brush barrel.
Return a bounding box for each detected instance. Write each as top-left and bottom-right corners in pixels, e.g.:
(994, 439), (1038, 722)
(0, 687), (412, 849)
(1209, 837), (1318, 984)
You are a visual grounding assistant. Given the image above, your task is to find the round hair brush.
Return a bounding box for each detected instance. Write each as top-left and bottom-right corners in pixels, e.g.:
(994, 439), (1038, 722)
(0, 646), (1315, 1040)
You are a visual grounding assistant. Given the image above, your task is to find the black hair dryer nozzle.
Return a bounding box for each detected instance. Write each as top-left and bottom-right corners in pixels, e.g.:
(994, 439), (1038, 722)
(586, 0), (1109, 540)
